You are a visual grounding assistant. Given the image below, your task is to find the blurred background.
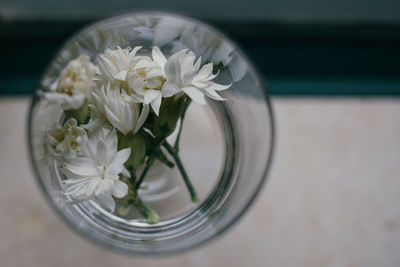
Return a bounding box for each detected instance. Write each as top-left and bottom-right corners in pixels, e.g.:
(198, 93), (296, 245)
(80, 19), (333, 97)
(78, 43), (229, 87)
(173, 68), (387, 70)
(1, 0), (400, 266)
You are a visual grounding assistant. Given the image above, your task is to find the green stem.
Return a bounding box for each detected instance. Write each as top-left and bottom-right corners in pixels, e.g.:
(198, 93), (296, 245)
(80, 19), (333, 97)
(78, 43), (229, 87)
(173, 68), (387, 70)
(163, 141), (199, 203)
(127, 168), (136, 187)
(130, 196), (159, 224)
(155, 148), (175, 168)
(135, 155), (155, 190)
(174, 98), (191, 152)
(118, 177), (159, 224)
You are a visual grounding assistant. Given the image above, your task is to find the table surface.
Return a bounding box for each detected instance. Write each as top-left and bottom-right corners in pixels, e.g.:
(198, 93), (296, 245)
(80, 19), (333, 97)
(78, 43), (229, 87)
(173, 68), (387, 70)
(1, 97), (400, 267)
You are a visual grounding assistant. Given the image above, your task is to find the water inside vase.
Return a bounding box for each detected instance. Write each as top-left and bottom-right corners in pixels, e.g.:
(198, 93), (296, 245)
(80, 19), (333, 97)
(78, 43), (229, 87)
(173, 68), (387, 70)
(72, 102), (226, 224)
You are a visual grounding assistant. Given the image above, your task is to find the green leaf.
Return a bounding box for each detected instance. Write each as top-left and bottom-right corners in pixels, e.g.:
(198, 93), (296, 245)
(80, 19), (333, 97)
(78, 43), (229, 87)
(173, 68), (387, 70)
(151, 96), (187, 138)
(118, 131), (147, 170)
(64, 99), (89, 125)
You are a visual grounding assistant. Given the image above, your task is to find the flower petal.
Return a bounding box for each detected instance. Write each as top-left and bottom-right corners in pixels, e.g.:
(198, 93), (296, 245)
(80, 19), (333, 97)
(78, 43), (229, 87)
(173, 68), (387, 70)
(134, 104), (149, 133)
(105, 106), (126, 134)
(203, 88), (226, 101)
(98, 54), (117, 79)
(129, 93), (144, 103)
(121, 166), (131, 178)
(164, 49), (187, 84)
(111, 180), (128, 198)
(64, 181), (90, 198)
(107, 148), (131, 176)
(152, 46), (167, 69)
(161, 82), (180, 98)
(146, 68), (164, 79)
(143, 89), (160, 104)
(96, 192), (115, 212)
(96, 139), (110, 165)
(181, 54), (198, 85)
(114, 70), (128, 81)
(63, 157), (98, 176)
(181, 86), (206, 105)
(133, 58), (153, 70)
(194, 63), (214, 81)
(206, 82), (231, 91)
(104, 128), (118, 153)
(43, 92), (85, 110)
(129, 46), (142, 58)
(85, 177), (102, 197)
(151, 94), (162, 116)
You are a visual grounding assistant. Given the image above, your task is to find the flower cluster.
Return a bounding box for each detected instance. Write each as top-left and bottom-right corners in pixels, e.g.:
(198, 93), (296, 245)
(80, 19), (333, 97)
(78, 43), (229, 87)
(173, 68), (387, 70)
(42, 46), (231, 223)
(43, 55), (97, 110)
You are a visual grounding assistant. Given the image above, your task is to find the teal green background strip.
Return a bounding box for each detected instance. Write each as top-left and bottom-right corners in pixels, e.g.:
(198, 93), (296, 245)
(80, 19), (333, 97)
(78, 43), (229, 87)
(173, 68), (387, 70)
(2, 76), (400, 96)
(266, 77), (400, 96)
(1, 20), (399, 96)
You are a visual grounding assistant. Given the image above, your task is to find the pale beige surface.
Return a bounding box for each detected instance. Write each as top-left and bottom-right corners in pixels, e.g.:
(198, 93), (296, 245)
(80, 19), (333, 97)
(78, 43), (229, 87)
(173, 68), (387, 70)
(1, 97), (400, 267)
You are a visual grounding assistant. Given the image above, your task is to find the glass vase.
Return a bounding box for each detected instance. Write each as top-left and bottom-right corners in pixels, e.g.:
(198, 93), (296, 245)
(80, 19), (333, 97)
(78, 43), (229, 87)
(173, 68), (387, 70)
(28, 11), (274, 254)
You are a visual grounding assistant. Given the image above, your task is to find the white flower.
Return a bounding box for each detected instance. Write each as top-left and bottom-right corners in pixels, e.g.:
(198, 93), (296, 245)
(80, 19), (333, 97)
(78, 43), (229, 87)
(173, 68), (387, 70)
(126, 46), (177, 115)
(84, 83), (149, 135)
(43, 55), (97, 110)
(45, 118), (87, 160)
(62, 128), (130, 211)
(162, 49), (231, 104)
(97, 46), (176, 115)
(96, 46), (142, 87)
